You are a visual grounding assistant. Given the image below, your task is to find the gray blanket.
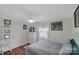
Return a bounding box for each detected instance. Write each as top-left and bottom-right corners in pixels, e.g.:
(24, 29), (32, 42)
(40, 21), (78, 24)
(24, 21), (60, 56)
(24, 40), (72, 55)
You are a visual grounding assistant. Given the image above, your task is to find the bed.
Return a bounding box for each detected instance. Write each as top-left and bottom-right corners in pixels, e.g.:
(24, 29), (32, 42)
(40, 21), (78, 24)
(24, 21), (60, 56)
(24, 40), (72, 55)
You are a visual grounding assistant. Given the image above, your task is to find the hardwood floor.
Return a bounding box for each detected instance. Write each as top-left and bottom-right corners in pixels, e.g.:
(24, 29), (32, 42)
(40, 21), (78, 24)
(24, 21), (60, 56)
(0, 43), (30, 55)
(3, 45), (25, 55)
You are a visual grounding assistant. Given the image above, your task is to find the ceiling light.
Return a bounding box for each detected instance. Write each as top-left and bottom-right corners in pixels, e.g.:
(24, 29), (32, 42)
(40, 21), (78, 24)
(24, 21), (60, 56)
(28, 20), (34, 23)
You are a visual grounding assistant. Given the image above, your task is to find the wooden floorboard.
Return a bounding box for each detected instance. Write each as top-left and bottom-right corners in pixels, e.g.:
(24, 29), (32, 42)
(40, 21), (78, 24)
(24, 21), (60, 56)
(1, 43), (30, 55)
(3, 45), (25, 55)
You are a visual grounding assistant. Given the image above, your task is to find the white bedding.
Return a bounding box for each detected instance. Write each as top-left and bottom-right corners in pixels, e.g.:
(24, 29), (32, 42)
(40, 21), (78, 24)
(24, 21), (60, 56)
(25, 40), (72, 55)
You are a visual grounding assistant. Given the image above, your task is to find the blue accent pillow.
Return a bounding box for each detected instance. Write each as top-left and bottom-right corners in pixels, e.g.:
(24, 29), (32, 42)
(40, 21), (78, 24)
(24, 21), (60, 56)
(70, 39), (78, 47)
(70, 39), (79, 55)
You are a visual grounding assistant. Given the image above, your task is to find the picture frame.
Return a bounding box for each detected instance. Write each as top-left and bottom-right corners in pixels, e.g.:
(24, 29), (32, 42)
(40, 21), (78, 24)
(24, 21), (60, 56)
(74, 5), (79, 27)
(51, 21), (63, 31)
(4, 29), (10, 33)
(3, 34), (10, 39)
(23, 24), (27, 30)
(4, 19), (11, 25)
(29, 27), (35, 32)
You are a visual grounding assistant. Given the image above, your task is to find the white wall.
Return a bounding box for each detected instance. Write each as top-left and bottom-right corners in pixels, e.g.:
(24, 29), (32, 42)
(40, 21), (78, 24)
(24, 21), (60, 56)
(49, 18), (73, 43)
(9, 20), (28, 50)
(0, 18), (28, 52)
(29, 17), (73, 44)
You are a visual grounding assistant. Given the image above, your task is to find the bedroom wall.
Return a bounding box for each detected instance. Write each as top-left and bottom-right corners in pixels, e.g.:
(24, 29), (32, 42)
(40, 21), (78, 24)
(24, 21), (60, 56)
(9, 20), (28, 50)
(49, 17), (73, 43)
(29, 17), (73, 44)
(0, 18), (28, 52)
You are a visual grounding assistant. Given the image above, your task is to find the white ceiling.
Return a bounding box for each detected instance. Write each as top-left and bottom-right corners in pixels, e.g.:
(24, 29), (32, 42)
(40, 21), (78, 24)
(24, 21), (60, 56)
(0, 4), (78, 22)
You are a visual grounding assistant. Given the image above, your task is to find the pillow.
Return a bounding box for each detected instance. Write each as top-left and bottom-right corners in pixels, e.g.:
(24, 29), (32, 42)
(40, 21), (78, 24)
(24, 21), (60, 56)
(72, 47), (79, 55)
(70, 39), (79, 54)
(70, 39), (78, 48)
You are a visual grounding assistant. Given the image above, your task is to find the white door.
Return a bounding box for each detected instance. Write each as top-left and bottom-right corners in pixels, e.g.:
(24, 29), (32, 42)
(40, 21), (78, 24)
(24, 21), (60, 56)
(38, 27), (49, 40)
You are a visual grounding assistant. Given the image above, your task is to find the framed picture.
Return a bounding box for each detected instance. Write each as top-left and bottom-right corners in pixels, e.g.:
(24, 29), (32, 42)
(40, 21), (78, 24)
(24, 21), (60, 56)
(23, 24), (27, 30)
(74, 5), (79, 27)
(3, 34), (10, 39)
(29, 27), (35, 32)
(51, 21), (63, 31)
(4, 29), (10, 33)
(4, 19), (11, 25)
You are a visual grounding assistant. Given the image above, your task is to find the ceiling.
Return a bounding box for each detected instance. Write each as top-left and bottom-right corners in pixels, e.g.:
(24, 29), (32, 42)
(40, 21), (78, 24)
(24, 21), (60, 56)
(0, 4), (78, 23)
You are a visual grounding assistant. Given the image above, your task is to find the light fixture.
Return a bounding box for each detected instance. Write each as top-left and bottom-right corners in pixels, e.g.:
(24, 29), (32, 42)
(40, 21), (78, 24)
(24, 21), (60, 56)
(28, 20), (34, 23)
